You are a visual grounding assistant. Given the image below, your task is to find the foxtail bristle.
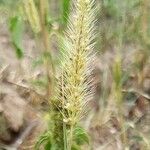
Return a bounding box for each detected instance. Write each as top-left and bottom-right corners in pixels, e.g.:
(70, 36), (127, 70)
(56, 0), (97, 125)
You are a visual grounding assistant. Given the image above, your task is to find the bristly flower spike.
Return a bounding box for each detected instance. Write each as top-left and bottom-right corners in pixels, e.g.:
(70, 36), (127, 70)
(56, 0), (97, 126)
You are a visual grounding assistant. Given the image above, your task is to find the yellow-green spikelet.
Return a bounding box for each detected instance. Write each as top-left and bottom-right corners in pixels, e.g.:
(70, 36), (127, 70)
(57, 0), (96, 126)
(23, 0), (41, 33)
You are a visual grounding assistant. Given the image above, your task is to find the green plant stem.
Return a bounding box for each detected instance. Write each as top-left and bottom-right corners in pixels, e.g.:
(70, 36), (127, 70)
(63, 123), (67, 150)
(68, 125), (73, 150)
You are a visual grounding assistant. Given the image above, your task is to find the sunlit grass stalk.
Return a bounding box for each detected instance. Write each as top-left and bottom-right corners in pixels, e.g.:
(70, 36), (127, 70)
(136, 0), (149, 87)
(23, 0), (41, 33)
(38, 0), (55, 98)
(141, 0), (148, 39)
(112, 54), (128, 147)
(23, 0), (55, 98)
(55, 0), (96, 149)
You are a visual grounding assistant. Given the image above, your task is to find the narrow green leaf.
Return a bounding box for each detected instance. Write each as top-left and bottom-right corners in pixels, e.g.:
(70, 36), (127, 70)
(35, 131), (51, 150)
(73, 126), (89, 146)
(9, 15), (24, 59)
(132, 135), (144, 142)
(44, 141), (52, 150)
(12, 42), (23, 59)
(72, 144), (81, 150)
(62, 0), (70, 26)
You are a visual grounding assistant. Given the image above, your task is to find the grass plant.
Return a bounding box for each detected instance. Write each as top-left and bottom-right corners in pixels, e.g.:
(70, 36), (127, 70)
(36, 0), (97, 149)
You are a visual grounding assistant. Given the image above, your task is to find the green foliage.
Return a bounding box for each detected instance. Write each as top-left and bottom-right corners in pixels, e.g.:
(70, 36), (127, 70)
(31, 78), (48, 88)
(0, 0), (4, 4)
(62, 0), (70, 27)
(103, 0), (121, 18)
(32, 52), (53, 68)
(32, 57), (44, 68)
(132, 135), (144, 142)
(71, 144), (81, 150)
(112, 54), (124, 106)
(112, 56), (122, 89)
(100, 0), (143, 50)
(35, 131), (52, 150)
(9, 15), (24, 59)
(0, 0), (18, 6)
(35, 125), (89, 150)
(73, 126), (89, 146)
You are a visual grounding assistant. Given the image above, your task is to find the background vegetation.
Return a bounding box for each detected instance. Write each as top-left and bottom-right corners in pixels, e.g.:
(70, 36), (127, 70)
(0, 0), (149, 149)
